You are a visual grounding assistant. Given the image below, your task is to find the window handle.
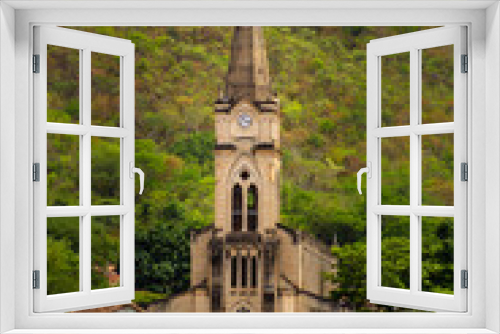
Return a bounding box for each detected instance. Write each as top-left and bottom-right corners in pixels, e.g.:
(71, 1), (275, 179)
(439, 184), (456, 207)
(357, 162), (371, 195)
(129, 162), (145, 195)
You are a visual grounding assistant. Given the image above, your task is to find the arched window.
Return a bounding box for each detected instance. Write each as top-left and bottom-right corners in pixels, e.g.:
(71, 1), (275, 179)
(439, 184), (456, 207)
(241, 256), (248, 288)
(247, 184), (258, 232)
(232, 184), (242, 231)
(251, 256), (258, 288)
(231, 256), (237, 288)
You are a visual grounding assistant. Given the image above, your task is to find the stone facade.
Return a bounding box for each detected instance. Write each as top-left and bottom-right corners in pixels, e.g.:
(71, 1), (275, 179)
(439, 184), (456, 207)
(165, 26), (337, 313)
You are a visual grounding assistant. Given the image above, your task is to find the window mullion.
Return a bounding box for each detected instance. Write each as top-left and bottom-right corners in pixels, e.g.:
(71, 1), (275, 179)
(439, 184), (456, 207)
(78, 49), (84, 292)
(416, 48), (424, 292)
(409, 48), (420, 294)
(373, 123), (454, 138)
(82, 48), (92, 294)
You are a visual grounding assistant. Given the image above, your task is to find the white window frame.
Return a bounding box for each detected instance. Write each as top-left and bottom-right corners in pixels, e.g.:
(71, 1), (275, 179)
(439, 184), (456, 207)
(366, 26), (467, 312)
(33, 26), (136, 313)
(0, 1), (499, 333)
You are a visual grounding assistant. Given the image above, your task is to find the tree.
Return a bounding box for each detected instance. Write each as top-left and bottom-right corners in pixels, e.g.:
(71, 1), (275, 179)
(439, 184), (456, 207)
(135, 200), (196, 297)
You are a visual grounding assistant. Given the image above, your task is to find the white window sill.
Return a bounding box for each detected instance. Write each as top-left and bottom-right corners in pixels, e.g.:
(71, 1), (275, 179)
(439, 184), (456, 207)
(4, 330), (498, 334)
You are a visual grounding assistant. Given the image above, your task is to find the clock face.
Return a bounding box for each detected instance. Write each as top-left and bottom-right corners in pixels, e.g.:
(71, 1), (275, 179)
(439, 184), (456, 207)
(238, 114), (252, 128)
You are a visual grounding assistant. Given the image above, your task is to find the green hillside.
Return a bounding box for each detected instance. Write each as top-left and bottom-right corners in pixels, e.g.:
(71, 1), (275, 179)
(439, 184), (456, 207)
(46, 26), (454, 312)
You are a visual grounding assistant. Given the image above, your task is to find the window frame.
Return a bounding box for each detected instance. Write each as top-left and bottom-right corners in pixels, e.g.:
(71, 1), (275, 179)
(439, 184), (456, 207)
(33, 25), (136, 313)
(366, 26), (467, 312)
(0, 1), (497, 333)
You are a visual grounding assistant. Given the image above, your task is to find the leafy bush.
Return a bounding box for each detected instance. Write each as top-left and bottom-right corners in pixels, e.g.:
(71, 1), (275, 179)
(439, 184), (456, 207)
(135, 201), (194, 296)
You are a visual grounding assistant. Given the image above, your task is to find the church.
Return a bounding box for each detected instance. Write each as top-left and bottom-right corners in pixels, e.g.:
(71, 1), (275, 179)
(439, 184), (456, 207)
(164, 27), (337, 313)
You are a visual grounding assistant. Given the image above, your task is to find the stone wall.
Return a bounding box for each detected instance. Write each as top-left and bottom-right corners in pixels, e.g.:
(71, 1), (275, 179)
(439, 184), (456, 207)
(190, 229), (213, 287)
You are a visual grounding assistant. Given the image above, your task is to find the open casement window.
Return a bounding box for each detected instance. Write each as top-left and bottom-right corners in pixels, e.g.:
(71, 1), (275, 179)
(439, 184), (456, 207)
(33, 26), (137, 312)
(365, 26), (467, 312)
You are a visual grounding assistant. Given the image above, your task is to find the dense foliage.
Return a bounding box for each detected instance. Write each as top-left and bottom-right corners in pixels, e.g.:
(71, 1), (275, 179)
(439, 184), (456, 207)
(46, 26), (454, 311)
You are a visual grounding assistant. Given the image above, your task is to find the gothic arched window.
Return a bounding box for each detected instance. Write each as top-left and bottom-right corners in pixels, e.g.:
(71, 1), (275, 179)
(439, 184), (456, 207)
(232, 184), (242, 232)
(251, 256), (258, 288)
(247, 184), (258, 232)
(241, 256), (248, 288)
(231, 256), (237, 288)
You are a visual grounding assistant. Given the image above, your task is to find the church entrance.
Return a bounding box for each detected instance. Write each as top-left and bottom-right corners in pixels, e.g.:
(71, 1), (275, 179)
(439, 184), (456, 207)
(236, 307), (251, 313)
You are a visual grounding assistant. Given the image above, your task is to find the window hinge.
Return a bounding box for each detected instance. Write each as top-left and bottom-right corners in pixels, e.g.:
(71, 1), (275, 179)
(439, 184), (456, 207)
(461, 54), (468, 73)
(461, 162), (468, 181)
(33, 163), (40, 182)
(33, 54), (40, 73)
(33, 270), (40, 289)
(461, 270), (468, 289)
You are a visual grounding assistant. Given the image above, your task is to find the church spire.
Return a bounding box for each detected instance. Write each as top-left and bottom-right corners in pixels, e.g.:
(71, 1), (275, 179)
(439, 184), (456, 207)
(226, 27), (272, 102)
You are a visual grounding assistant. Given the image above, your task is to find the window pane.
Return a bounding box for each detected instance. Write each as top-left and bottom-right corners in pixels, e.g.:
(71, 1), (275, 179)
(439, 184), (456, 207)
(248, 215), (257, 233)
(91, 137), (120, 205)
(231, 257), (237, 288)
(422, 134), (454, 206)
(232, 184), (242, 231)
(241, 256), (248, 288)
(381, 136), (410, 205)
(91, 52), (120, 127)
(233, 184), (242, 210)
(47, 134), (79, 206)
(421, 217), (454, 294)
(47, 45), (80, 124)
(421, 45), (454, 124)
(248, 185), (257, 210)
(381, 215), (410, 290)
(381, 52), (410, 127)
(251, 256), (258, 288)
(247, 184), (258, 232)
(91, 216), (120, 290)
(47, 217), (80, 295)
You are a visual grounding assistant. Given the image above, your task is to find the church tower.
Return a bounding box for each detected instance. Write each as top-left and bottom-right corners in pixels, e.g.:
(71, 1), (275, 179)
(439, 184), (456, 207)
(212, 26), (280, 312)
(214, 26), (280, 234)
(184, 27), (335, 314)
